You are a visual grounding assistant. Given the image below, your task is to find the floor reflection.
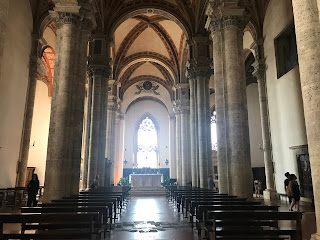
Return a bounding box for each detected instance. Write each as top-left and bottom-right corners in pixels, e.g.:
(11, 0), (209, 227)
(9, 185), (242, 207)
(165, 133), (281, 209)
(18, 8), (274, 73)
(132, 198), (159, 221)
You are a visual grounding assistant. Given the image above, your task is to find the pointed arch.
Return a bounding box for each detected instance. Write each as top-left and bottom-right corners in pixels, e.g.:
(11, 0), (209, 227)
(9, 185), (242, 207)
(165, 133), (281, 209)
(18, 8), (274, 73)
(133, 113), (160, 168)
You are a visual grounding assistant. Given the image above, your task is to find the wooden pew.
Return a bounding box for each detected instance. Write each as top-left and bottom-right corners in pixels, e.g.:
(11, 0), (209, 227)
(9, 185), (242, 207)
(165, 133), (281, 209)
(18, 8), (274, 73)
(0, 212), (100, 240)
(21, 206), (110, 230)
(196, 205), (279, 235)
(181, 195), (243, 215)
(48, 198), (118, 219)
(189, 200), (261, 222)
(206, 211), (302, 240)
(39, 201), (115, 224)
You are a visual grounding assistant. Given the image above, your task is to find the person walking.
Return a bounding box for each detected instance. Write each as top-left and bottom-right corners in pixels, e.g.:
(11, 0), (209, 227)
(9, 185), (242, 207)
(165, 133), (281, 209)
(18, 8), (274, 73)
(288, 174), (301, 211)
(284, 172), (292, 204)
(26, 174), (40, 207)
(208, 174), (215, 190)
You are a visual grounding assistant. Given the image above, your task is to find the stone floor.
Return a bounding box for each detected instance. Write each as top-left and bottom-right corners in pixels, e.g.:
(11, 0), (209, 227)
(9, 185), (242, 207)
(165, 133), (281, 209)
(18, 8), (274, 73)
(108, 196), (317, 240)
(1, 196), (317, 240)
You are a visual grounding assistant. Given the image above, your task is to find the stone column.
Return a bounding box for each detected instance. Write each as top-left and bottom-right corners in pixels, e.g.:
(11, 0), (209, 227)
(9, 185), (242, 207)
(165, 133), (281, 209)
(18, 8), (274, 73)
(189, 76), (199, 187)
(174, 107), (182, 184)
(114, 113), (125, 185)
(70, 24), (92, 195)
(0, 0), (9, 78)
(97, 73), (109, 187)
(177, 83), (192, 186)
(223, 12), (252, 199)
(43, 7), (94, 202)
(169, 114), (177, 179)
(16, 36), (43, 188)
(205, 75), (213, 180)
(106, 92), (119, 186)
(87, 69), (102, 187)
(82, 76), (93, 190)
(292, 1), (320, 238)
(196, 73), (210, 188)
(207, 19), (229, 194)
(180, 108), (191, 186)
(252, 57), (276, 199)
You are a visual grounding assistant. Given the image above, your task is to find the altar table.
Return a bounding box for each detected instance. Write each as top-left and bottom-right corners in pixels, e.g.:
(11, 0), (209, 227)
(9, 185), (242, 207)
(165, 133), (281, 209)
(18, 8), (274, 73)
(129, 174), (163, 188)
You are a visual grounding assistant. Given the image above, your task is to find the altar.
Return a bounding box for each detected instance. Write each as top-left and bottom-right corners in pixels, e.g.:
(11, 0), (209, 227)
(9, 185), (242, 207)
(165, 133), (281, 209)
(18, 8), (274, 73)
(129, 174), (163, 188)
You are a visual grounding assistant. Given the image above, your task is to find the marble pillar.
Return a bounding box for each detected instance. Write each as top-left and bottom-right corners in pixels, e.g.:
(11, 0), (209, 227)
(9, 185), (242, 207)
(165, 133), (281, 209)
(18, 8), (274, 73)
(43, 11), (93, 202)
(16, 36), (43, 188)
(223, 14), (252, 199)
(189, 77), (199, 186)
(87, 69), (103, 188)
(292, 0), (320, 238)
(252, 58), (276, 198)
(209, 21), (229, 194)
(169, 114), (177, 179)
(175, 109), (182, 184)
(82, 76), (93, 190)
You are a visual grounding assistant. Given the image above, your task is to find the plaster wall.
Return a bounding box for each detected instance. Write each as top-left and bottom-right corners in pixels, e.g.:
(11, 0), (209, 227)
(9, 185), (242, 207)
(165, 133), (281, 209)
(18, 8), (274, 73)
(0, 0), (33, 188)
(246, 83), (264, 168)
(264, 0), (307, 194)
(27, 81), (51, 185)
(123, 100), (170, 169)
(121, 81), (173, 115)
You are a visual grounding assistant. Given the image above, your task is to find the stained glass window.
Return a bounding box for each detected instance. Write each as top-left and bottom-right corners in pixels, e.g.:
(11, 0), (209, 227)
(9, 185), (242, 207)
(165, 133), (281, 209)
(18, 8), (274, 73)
(137, 117), (158, 168)
(211, 111), (217, 151)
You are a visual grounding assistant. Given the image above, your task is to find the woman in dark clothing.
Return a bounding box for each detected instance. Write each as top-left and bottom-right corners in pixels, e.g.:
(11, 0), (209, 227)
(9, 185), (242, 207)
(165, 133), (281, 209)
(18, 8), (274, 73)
(26, 174), (40, 207)
(288, 174), (300, 211)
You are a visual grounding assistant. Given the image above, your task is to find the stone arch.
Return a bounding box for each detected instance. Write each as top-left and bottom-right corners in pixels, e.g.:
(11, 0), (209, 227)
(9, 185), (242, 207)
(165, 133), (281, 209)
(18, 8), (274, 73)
(110, 8), (191, 41)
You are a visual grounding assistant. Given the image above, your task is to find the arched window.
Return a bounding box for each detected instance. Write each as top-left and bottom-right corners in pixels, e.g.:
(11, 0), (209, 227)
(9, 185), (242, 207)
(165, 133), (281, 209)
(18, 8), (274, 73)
(136, 117), (158, 168)
(211, 110), (217, 150)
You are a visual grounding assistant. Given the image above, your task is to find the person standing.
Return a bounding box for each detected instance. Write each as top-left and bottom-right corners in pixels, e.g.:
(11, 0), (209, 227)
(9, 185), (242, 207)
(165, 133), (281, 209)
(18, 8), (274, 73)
(288, 174), (301, 211)
(284, 172), (292, 204)
(26, 174), (39, 207)
(254, 179), (260, 197)
(208, 174), (215, 190)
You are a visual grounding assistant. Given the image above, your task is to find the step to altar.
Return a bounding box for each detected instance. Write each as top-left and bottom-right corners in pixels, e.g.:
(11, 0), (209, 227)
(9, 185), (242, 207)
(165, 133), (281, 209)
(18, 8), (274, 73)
(130, 186), (166, 196)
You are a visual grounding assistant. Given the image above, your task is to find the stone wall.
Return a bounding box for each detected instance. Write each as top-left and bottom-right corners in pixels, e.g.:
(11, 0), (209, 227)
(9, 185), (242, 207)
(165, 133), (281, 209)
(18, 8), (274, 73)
(123, 100), (170, 169)
(27, 81), (51, 185)
(0, 0), (33, 188)
(264, 0), (307, 194)
(247, 83), (264, 168)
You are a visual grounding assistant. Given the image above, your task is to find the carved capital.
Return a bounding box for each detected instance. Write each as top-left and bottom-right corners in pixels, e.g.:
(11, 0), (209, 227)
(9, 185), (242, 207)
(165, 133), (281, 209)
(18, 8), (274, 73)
(252, 59), (266, 81)
(87, 68), (110, 79)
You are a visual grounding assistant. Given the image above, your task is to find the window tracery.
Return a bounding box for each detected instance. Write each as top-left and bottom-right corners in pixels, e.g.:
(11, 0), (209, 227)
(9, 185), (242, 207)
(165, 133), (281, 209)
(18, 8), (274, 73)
(137, 117), (158, 168)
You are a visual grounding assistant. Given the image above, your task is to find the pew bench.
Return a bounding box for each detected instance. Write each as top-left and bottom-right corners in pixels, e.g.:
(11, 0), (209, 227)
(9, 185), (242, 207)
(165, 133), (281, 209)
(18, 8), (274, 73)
(205, 211), (302, 240)
(0, 212), (100, 240)
(196, 205), (279, 235)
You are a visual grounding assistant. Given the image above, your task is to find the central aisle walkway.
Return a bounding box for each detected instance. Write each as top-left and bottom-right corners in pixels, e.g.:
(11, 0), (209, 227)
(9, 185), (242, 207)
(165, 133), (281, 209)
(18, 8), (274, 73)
(109, 196), (198, 239)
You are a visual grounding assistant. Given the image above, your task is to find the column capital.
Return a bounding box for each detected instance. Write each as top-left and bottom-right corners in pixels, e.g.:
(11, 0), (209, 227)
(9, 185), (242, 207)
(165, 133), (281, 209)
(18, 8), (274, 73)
(206, 2), (245, 31)
(49, 1), (96, 29)
(252, 59), (266, 80)
(87, 67), (110, 79)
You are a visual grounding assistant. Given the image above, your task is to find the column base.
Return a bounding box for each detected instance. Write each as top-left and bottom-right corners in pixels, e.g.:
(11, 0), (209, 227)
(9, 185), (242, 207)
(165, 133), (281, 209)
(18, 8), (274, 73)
(311, 234), (320, 240)
(263, 189), (278, 200)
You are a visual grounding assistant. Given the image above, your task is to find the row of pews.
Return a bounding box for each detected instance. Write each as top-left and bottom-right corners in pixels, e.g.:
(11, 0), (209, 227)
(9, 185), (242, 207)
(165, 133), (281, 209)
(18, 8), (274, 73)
(166, 186), (303, 240)
(0, 186), (131, 239)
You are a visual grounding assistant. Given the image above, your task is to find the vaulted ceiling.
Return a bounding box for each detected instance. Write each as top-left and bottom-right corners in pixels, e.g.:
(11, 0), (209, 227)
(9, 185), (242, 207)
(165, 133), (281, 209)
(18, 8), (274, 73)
(29, 0), (271, 97)
(113, 14), (186, 95)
